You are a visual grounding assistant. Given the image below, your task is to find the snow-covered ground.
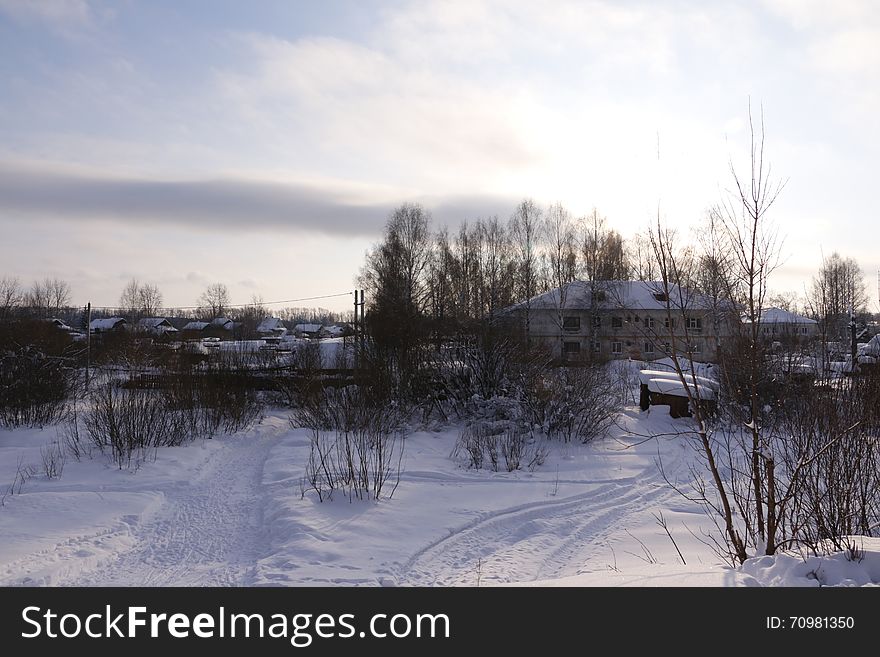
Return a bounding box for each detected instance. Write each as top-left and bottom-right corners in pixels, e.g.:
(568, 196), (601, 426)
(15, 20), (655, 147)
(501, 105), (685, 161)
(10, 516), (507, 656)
(1, 388), (878, 587)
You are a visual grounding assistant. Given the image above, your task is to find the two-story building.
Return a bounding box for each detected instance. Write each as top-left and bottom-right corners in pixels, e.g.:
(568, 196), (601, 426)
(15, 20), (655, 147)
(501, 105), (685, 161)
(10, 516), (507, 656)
(501, 280), (736, 363)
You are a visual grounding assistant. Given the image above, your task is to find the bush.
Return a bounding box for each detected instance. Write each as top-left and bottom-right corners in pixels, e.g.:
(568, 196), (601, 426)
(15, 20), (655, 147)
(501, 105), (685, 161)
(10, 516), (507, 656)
(0, 348), (73, 428)
(453, 424), (547, 473)
(301, 429), (404, 502)
(80, 382), (176, 468)
(522, 365), (617, 443)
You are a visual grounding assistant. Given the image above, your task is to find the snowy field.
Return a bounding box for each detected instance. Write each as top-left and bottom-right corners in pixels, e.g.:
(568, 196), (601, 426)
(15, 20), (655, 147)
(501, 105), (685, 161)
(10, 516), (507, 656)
(1, 381), (879, 588)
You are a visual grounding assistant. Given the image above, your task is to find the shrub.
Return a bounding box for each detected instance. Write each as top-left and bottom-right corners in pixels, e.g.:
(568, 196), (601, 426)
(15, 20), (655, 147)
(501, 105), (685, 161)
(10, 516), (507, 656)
(0, 348), (72, 428)
(453, 424), (547, 473)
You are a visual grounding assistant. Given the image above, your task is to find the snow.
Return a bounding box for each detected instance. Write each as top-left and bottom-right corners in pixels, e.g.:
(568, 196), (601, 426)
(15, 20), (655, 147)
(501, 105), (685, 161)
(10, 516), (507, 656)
(1, 383), (877, 587)
(647, 377), (715, 400)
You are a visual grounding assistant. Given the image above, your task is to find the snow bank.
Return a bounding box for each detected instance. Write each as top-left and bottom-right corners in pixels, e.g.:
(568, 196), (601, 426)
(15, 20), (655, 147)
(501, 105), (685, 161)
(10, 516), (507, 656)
(740, 540), (880, 587)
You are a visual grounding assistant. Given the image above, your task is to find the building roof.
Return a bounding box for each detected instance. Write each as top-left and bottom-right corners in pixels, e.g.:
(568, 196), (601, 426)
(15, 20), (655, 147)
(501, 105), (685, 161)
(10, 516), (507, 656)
(757, 308), (817, 325)
(257, 317), (286, 333)
(294, 323), (323, 333)
(182, 321), (210, 331)
(89, 317), (127, 331)
(210, 317), (235, 329)
(46, 318), (74, 331)
(505, 280), (727, 313)
(137, 317), (177, 331)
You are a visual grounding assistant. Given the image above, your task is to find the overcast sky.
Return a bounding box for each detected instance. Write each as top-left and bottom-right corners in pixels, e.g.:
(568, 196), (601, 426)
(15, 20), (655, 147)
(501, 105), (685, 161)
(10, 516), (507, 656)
(1, 0), (878, 313)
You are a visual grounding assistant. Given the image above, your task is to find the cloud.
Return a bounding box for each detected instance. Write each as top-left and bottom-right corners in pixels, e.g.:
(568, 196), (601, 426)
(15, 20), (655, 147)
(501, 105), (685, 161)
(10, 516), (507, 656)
(0, 161), (519, 237)
(0, 0), (92, 27)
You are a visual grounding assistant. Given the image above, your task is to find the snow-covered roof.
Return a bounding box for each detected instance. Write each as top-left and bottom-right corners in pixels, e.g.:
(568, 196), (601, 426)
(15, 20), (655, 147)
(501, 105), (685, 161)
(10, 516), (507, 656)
(137, 317), (177, 331)
(182, 321), (210, 331)
(647, 377), (716, 400)
(46, 318), (73, 331)
(756, 308), (817, 325)
(638, 369), (719, 391)
(858, 334), (880, 357)
(504, 281), (727, 313)
(89, 317), (127, 331)
(257, 317), (286, 333)
(294, 323), (323, 333)
(210, 317), (235, 329)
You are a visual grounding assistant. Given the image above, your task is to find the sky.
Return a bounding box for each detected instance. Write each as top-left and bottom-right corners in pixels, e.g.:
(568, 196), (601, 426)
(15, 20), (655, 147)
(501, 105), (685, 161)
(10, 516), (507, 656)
(1, 0), (879, 313)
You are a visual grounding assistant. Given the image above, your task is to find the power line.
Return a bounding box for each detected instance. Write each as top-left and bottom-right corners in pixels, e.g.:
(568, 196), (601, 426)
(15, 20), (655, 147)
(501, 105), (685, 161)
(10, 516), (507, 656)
(88, 291), (353, 313)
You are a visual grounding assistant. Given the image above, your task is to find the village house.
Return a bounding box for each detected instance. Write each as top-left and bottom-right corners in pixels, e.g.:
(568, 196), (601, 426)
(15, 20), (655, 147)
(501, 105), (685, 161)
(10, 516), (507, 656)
(89, 317), (128, 334)
(256, 317), (287, 337)
(136, 317), (179, 337)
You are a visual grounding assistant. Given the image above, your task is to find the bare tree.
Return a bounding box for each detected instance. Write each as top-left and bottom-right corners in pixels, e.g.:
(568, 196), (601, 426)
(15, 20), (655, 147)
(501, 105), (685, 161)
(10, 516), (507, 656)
(198, 283), (230, 318)
(139, 283), (163, 317)
(25, 277), (71, 318)
(808, 252), (868, 347)
(509, 199), (543, 344)
(0, 276), (23, 320)
(544, 203), (577, 359)
(714, 104), (785, 555)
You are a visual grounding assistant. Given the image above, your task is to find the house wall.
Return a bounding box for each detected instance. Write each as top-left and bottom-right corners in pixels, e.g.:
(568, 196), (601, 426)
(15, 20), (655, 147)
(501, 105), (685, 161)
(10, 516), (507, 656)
(522, 308), (731, 363)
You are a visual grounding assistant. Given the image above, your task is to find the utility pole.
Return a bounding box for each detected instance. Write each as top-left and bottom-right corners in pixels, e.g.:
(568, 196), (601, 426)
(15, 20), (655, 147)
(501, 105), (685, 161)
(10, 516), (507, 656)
(353, 289), (366, 369)
(82, 302), (91, 388)
(849, 306), (857, 375)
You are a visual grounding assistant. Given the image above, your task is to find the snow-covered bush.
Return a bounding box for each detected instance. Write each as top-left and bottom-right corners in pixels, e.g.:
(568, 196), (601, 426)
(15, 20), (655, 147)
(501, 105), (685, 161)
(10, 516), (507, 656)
(452, 424), (547, 473)
(522, 366), (617, 443)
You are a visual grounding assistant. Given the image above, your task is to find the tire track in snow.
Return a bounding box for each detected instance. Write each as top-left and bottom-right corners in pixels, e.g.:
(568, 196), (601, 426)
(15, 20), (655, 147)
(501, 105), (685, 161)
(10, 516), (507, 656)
(399, 466), (674, 586)
(62, 433), (276, 587)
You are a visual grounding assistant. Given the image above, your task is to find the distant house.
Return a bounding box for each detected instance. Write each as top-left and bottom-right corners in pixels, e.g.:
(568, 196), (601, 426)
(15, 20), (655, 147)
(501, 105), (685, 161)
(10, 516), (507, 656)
(46, 318), (74, 332)
(324, 323), (353, 338)
(89, 317), (128, 334)
(257, 317), (287, 337)
(751, 308), (818, 340)
(181, 321), (210, 332)
(136, 317), (179, 337)
(210, 317), (237, 332)
(294, 323), (323, 338)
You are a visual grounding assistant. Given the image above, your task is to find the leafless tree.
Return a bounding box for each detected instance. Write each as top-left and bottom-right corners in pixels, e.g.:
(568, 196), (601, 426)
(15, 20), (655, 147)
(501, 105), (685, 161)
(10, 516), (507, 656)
(25, 277), (71, 318)
(509, 199), (543, 344)
(807, 252), (868, 351)
(198, 282), (230, 318)
(544, 202), (578, 358)
(0, 276), (23, 320)
(713, 103), (785, 555)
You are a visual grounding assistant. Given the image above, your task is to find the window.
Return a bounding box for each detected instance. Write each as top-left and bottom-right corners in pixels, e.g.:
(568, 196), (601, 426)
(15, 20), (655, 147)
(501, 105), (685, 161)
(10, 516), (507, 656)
(592, 315), (602, 327)
(686, 317), (702, 331)
(563, 341), (581, 354)
(690, 342), (702, 354)
(612, 316), (623, 328)
(645, 316), (655, 329)
(611, 341), (622, 354)
(800, 326), (808, 335)
(653, 292), (668, 302)
(763, 327), (770, 334)
(563, 316), (580, 331)
(664, 317), (675, 329)
(591, 340), (601, 353)
(663, 342), (671, 354)
(594, 291), (606, 302)
(644, 342), (655, 354)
